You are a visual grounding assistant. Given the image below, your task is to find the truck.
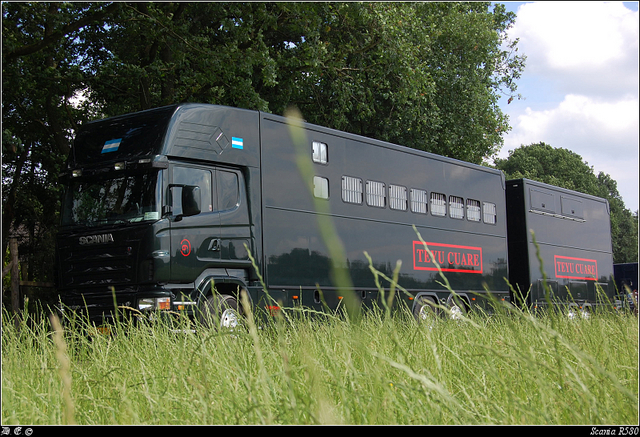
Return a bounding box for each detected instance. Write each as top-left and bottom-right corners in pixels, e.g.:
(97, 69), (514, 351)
(505, 178), (615, 315)
(55, 103), (512, 327)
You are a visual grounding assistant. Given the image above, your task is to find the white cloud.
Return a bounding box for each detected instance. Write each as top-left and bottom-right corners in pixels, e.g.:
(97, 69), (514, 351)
(500, 1), (639, 211)
(505, 95), (639, 169)
(510, 94), (638, 146)
(512, 2), (638, 97)
(516, 2), (636, 66)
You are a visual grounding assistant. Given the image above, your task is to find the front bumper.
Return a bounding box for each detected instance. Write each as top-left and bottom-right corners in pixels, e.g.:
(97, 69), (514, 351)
(57, 287), (198, 326)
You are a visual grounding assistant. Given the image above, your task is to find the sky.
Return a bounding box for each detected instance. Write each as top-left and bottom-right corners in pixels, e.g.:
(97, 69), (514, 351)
(494, 1), (639, 212)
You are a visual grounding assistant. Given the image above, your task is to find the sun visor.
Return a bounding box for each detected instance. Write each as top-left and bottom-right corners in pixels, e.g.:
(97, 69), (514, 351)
(70, 105), (177, 166)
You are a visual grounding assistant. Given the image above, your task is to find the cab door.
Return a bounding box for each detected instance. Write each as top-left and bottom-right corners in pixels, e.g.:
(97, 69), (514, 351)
(169, 164), (221, 282)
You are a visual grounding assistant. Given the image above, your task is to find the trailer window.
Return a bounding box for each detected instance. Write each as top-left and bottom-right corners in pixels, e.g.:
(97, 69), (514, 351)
(410, 189), (428, 214)
(312, 141), (328, 164)
(466, 199), (481, 222)
(449, 196), (464, 219)
(530, 189), (555, 213)
(430, 192), (447, 217)
(389, 185), (407, 211)
(342, 176), (363, 204)
(366, 180), (386, 208)
(313, 176), (330, 199)
(560, 196), (584, 219)
(483, 202), (497, 224)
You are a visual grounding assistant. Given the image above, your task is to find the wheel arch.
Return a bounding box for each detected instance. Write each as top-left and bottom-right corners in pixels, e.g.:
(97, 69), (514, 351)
(446, 292), (471, 312)
(412, 292), (440, 314)
(195, 272), (253, 314)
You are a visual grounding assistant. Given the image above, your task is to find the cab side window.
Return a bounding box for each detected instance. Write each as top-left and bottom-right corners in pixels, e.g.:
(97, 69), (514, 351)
(218, 170), (239, 211)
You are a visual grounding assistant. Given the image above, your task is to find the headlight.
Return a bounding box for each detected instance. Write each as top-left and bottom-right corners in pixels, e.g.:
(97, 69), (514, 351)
(138, 297), (171, 311)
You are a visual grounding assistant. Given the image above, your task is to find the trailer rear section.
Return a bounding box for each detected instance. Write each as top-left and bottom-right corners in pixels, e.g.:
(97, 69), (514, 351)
(505, 179), (615, 314)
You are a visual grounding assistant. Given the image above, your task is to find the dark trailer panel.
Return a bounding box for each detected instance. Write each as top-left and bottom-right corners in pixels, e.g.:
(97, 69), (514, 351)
(259, 113), (510, 313)
(505, 178), (615, 310)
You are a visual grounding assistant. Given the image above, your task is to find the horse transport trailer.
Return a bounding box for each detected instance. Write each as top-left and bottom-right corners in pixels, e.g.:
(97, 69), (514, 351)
(55, 103), (616, 328)
(55, 103), (512, 326)
(505, 179), (616, 312)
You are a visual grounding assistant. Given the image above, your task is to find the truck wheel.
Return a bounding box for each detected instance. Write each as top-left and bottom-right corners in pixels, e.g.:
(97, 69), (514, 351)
(580, 305), (591, 319)
(413, 296), (439, 322)
(447, 296), (467, 320)
(199, 294), (240, 329)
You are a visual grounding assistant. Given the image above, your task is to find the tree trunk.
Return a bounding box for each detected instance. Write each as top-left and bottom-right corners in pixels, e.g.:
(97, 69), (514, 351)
(10, 238), (21, 313)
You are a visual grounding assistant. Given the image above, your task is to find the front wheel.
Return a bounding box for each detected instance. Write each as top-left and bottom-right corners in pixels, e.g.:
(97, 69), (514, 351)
(199, 294), (241, 329)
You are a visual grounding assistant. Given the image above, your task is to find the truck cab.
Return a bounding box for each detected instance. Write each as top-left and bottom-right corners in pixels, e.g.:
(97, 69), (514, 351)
(56, 104), (262, 327)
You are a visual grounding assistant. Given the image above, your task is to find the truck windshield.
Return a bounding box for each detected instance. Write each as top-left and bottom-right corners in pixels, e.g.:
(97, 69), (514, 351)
(61, 171), (162, 228)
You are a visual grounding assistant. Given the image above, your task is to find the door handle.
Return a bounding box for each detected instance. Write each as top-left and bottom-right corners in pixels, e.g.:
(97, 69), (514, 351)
(208, 238), (221, 251)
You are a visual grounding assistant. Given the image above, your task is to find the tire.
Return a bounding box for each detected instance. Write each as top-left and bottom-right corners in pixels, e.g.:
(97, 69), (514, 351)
(199, 294), (241, 329)
(413, 296), (439, 322)
(447, 296), (467, 320)
(567, 305), (590, 320)
(580, 304), (592, 319)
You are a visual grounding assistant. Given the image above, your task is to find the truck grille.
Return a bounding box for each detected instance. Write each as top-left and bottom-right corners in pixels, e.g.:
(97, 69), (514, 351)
(60, 242), (137, 289)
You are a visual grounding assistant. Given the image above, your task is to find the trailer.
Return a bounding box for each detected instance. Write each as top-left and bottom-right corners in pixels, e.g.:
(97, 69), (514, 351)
(505, 178), (616, 314)
(56, 103), (511, 327)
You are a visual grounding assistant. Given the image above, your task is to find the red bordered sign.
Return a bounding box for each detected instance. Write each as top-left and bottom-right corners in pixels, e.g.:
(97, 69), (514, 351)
(554, 255), (598, 281)
(413, 241), (483, 274)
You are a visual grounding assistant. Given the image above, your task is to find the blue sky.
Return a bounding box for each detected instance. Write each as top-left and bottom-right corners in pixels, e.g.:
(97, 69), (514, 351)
(494, 2), (639, 212)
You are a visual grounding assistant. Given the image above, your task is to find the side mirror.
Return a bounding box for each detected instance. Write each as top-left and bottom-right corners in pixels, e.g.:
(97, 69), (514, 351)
(181, 185), (201, 217)
(167, 184), (201, 219)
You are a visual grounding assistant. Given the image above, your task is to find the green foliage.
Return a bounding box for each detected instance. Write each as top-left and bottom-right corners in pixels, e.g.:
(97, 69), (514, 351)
(2, 3), (106, 283)
(265, 2), (524, 163)
(495, 142), (639, 263)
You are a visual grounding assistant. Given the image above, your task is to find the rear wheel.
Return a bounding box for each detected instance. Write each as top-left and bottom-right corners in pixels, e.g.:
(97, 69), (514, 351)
(199, 294), (241, 329)
(447, 296), (467, 320)
(567, 305), (591, 320)
(580, 304), (592, 319)
(413, 296), (439, 322)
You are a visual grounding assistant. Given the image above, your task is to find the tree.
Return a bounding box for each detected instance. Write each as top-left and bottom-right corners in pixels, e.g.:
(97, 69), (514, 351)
(494, 142), (639, 264)
(2, 2), (525, 289)
(265, 2), (524, 163)
(77, 2), (286, 115)
(2, 3), (113, 283)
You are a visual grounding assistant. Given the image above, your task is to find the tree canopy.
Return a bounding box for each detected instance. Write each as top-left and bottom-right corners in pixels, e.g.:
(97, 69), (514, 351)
(3, 2), (525, 285)
(494, 142), (638, 264)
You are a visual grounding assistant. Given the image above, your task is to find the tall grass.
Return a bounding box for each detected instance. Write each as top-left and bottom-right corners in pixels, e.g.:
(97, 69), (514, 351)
(2, 299), (637, 425)
(4, 109), (636, 425)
